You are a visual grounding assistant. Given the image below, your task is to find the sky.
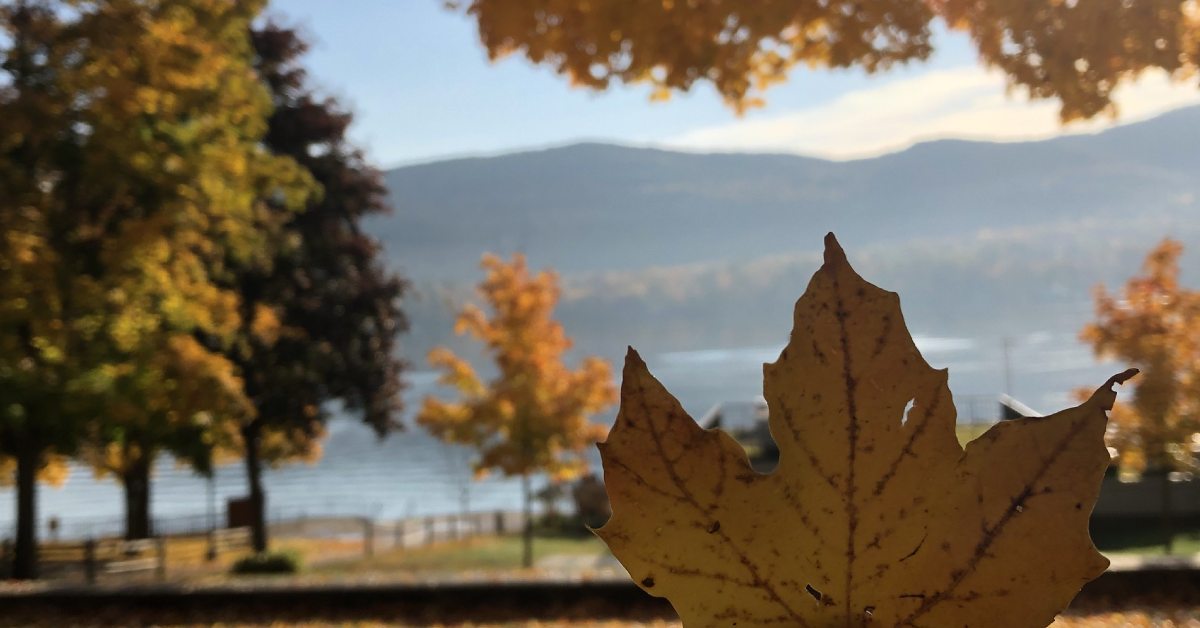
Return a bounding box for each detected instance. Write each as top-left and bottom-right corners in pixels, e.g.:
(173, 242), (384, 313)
(271, 0), (1200, 169)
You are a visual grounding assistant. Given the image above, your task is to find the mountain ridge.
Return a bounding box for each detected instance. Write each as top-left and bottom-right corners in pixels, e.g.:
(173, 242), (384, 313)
(373, 105), (1199, 368)
(389, 103), (1200, 171)
(376, 104), (1200, 282)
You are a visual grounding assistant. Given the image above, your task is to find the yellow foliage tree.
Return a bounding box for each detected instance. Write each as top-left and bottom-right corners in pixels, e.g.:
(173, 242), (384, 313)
(418, 254), (616, 567)
(69, 0), (314, 543)
(1, 0), (311, 573)
(0, 455), (69, 489)
(1081, 239), (1199, 551)
(456, 0), (1200, 120)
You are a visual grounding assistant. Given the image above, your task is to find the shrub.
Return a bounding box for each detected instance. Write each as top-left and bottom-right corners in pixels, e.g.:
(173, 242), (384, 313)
(230, 550), (301, 575)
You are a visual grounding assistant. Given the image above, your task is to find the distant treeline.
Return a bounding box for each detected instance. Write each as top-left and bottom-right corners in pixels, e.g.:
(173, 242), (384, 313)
(404, 220), (1200, 363)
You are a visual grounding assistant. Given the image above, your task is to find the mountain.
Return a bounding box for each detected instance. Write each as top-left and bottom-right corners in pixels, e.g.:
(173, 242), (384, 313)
(375, 105), (1200, 283)
(373, 106), (1200, 364)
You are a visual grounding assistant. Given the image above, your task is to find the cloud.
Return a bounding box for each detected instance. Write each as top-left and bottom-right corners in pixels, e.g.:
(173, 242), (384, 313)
(663, 67), (1200, 159)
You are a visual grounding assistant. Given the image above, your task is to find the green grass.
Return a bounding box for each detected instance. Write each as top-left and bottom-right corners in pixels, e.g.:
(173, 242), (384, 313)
(312, 534), (610, 575)
(955, 423), (993, 445)
(1094, 526), (1200, 555)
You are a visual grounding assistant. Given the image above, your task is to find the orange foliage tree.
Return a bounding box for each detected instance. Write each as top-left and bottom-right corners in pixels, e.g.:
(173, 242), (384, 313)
(418, 254), (616, 567)
(1081, 239), (1199, 550)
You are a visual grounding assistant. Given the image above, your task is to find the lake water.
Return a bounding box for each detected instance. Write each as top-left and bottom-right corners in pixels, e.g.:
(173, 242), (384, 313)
(0, 331), (1119, 539)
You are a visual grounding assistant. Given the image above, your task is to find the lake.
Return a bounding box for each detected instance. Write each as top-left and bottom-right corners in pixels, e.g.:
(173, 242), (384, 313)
(0, 331), (1119, 539)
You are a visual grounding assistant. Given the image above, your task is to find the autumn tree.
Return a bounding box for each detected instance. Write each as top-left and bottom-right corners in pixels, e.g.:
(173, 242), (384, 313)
(73, 0), (315, 543)
(455, 0), (1200, 120)
(83, 338), (251, 539)
(0, 2), (79, 578)
(211, 22), (409, 553)
(418, 254), (616, 567)
(1081, 239), (1199, 551)
(0, 0), (310, 573)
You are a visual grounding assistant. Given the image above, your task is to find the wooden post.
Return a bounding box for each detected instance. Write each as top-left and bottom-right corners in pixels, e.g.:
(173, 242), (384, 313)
(495, 510), (505, 535)
(83, 539), (96, 585)
(393, 520), (405, 550)
(205, 529), (217, 562)
(155, 537), (166, 581)
(449, 513), (459, 541)
(425, 517), (435, 546)
(363, 518), (374, 558)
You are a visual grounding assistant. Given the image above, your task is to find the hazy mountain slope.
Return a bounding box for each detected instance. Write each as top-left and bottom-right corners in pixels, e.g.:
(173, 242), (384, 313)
(376, 105), (1200, 282)
(402, 218), (1199, 362)
(374, 106), (1200, 367)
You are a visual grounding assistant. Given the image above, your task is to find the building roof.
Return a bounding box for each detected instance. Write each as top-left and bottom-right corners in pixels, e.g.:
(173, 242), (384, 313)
(697, 398), (768, 432)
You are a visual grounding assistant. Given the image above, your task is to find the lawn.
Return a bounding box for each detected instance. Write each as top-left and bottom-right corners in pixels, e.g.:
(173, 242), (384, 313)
(955, 423), (994, 445)
(29, 531), (612, 586)
(311, 534), (610, 576)
(164, 534), (363, 573)
(1094, 527), (1200, 556)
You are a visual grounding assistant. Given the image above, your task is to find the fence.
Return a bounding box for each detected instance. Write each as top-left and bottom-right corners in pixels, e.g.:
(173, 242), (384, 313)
(2, 509), (526, 583)
(0, 537), (169, 583)
(269, 510), (525, 556)
(34, 500), (385, 542)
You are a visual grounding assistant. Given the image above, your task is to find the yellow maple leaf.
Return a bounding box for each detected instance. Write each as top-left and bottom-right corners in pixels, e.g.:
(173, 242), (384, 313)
(597, 234), (1136, 627)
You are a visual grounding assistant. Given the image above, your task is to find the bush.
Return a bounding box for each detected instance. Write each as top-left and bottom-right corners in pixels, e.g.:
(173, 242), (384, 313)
(571, 473), (611, 530)
(230, 550), (302, 575)
(533, 512), (597, 538)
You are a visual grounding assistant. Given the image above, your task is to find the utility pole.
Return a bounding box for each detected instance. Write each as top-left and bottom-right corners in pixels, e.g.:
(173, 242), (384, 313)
(1002, 337), (1014, 397)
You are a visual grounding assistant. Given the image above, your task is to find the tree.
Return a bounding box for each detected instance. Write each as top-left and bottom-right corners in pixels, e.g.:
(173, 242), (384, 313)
(215, 22), (409, 553)
(83, 337), (251, 539)
(68, 0), (312, 544)
(0, 456), (69, 489)
(418, 254), (617, 567)
(1081, 239), (1200, 551)
(0, 0), (92, 580)
(455, 0), (1199, 120)
(0, 0), (310, 574)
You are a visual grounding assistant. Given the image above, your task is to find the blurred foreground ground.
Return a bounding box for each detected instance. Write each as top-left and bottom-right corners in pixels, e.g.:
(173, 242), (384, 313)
(6, 534), (1200, 626)
(3, 612), (1200, 626)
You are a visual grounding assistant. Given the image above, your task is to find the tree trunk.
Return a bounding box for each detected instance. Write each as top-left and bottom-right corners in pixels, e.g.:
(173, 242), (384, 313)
(521, 471), (533, 568)
(1161, 470), (1175, 554)
(243, 424), (268, 553)
(122, 454), (153, 540)
(13, 445), (40, 580)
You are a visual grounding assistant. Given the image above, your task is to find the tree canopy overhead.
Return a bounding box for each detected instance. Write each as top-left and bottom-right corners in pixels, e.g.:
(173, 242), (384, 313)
(456, 0), (1200, 120)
